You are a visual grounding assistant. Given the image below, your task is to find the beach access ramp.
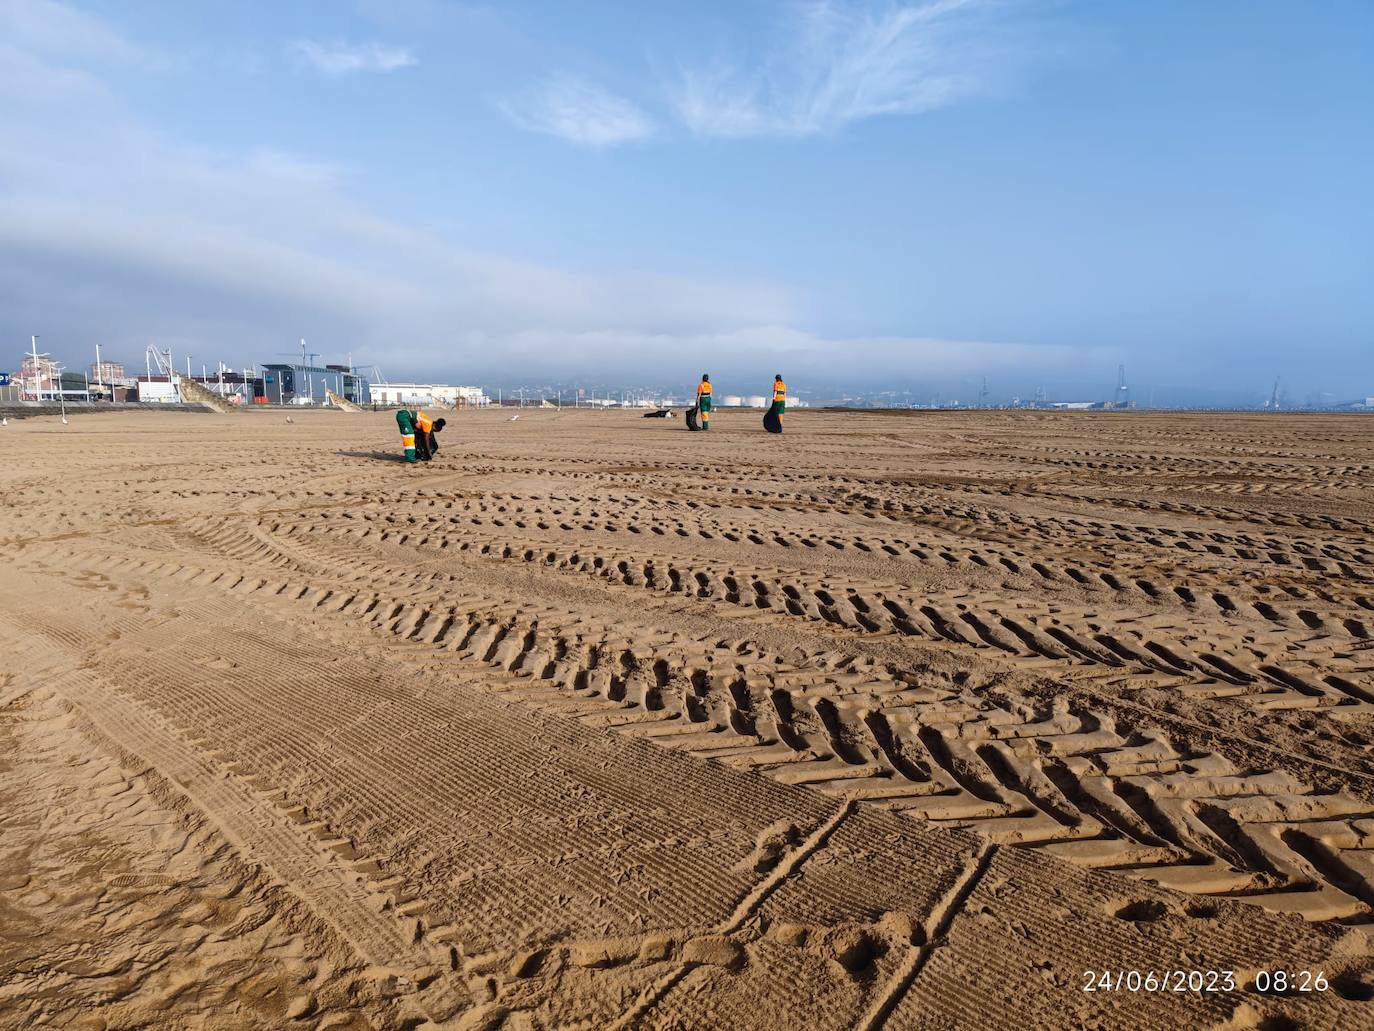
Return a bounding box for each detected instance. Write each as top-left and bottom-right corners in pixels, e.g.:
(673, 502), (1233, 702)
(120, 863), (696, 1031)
(175, 376), (238, 414)
(326, 390), (362, 412)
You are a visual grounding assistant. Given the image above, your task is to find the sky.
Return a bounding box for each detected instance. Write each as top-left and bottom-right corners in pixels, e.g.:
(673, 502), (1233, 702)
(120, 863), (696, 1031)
(1, 0), (1370, 404)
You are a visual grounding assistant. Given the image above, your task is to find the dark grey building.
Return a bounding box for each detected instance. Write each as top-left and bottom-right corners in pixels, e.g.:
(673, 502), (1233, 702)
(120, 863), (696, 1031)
(262, 364), (369, 404)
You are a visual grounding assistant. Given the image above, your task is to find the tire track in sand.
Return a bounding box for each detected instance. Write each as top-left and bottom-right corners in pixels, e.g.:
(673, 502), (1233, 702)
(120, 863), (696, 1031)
(0, 620), (476, 1026)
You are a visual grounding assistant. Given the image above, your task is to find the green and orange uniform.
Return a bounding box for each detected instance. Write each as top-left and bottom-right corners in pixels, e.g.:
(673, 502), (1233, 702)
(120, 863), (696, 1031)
(396, 409), (417, 463)
(696, 376), (713, 430)
(772, 376), (786, 420)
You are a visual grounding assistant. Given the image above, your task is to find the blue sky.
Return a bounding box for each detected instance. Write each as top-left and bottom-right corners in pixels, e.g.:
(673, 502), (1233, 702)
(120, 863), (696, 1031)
(1, 0), (1370, 402)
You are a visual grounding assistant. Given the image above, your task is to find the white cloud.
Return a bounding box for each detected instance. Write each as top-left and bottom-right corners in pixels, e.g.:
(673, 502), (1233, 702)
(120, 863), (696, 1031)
(501, 74), (655, 146)
(0, 124), (1081, 383)
(244, 148), (342, 185)
(0, 0), (140, 62)
(0, 41), (108, 101)
(0, 4), (1083, 388)
(673, 0), (1018, 138)
(290, 39), (417, 75)
(0, 78), (794, 371)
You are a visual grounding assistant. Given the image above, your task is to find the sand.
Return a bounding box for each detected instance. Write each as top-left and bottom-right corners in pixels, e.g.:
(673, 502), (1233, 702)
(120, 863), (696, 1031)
(1, 405), (1372, 1029)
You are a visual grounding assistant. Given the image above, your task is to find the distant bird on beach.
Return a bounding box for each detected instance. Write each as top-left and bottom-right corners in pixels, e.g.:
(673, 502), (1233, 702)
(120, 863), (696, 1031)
(509, 414), (520, 421)
(61, 416), (68, 425)
(286, 415), (294, 424)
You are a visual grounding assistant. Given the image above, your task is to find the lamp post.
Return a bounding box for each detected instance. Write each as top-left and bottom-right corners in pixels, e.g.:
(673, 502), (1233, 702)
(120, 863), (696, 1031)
(54, 363), (67, 421)
(30, 335), (42, 401)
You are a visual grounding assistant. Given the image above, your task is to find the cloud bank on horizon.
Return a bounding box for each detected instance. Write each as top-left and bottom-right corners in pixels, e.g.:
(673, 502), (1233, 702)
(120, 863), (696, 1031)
(0, 0), (1369, 400)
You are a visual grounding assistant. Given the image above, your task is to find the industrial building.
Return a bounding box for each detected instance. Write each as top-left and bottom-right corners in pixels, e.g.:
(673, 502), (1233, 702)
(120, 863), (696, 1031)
(261, 364), (369, 405)
(368, 383), (490, 407)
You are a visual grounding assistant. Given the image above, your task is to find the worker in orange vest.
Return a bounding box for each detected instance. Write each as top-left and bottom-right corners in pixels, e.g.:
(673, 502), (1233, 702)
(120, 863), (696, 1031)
(695, 374), (713, 430)
(763, 374), (786, 433)
(413, 410), (446, 462)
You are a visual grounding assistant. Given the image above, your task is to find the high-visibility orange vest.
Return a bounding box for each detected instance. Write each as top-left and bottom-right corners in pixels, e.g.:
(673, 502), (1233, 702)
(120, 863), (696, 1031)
(415, 410), (434, 432)
(697, 381), (712, 398)
(773, 380), (786, 402)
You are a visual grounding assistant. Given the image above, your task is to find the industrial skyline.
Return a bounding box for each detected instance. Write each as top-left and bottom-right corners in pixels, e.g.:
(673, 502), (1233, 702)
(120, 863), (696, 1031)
(8, 334), (1369, 413)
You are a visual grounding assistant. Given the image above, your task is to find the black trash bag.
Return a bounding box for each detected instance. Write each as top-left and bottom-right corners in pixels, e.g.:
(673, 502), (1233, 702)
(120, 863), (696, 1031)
(686, 406), (700, 431)
(763, 403), (782, 434)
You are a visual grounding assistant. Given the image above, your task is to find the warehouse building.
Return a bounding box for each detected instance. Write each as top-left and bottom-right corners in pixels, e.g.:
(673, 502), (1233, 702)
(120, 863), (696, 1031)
(261, 364), (369, 405)
(368, 383), (490, 407)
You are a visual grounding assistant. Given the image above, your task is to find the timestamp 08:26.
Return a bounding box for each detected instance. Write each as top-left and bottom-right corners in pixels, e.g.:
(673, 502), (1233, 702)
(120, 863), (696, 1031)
(1082, 970), (1330, 994)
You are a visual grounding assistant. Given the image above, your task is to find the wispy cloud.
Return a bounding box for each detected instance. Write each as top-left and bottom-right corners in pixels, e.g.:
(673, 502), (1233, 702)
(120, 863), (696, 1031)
(244, 148), (341, 185)
(0, 0), (1098, 388)
(501, 74), (655, 146)
(290, 39), (417, 75)
(0, 61), (795, 375)
(673, 0), (1018, 138)
(0, 0), (140, 62)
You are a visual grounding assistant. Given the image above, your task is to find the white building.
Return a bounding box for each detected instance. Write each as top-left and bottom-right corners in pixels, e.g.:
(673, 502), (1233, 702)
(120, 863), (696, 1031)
(369, 383), (490, 407)
(137, 380), (179, 403)
(746, 395), (767, 408)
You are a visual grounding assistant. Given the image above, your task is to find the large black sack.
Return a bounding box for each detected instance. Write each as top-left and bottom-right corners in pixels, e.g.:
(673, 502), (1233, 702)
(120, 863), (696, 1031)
(686, 406), (700, 431)
(763, 405), (782, 433)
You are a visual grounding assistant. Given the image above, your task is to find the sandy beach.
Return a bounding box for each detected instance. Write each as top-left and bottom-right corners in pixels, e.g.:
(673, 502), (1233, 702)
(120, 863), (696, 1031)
(2, 406), (1372, 1029)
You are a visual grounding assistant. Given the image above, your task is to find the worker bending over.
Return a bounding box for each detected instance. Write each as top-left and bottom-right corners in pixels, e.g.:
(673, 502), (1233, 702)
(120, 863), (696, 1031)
(412, 409), (445, 461)
(396, 409), (446, 463)
(414, 410), (446, 461)
(696, 374), (713, 430)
